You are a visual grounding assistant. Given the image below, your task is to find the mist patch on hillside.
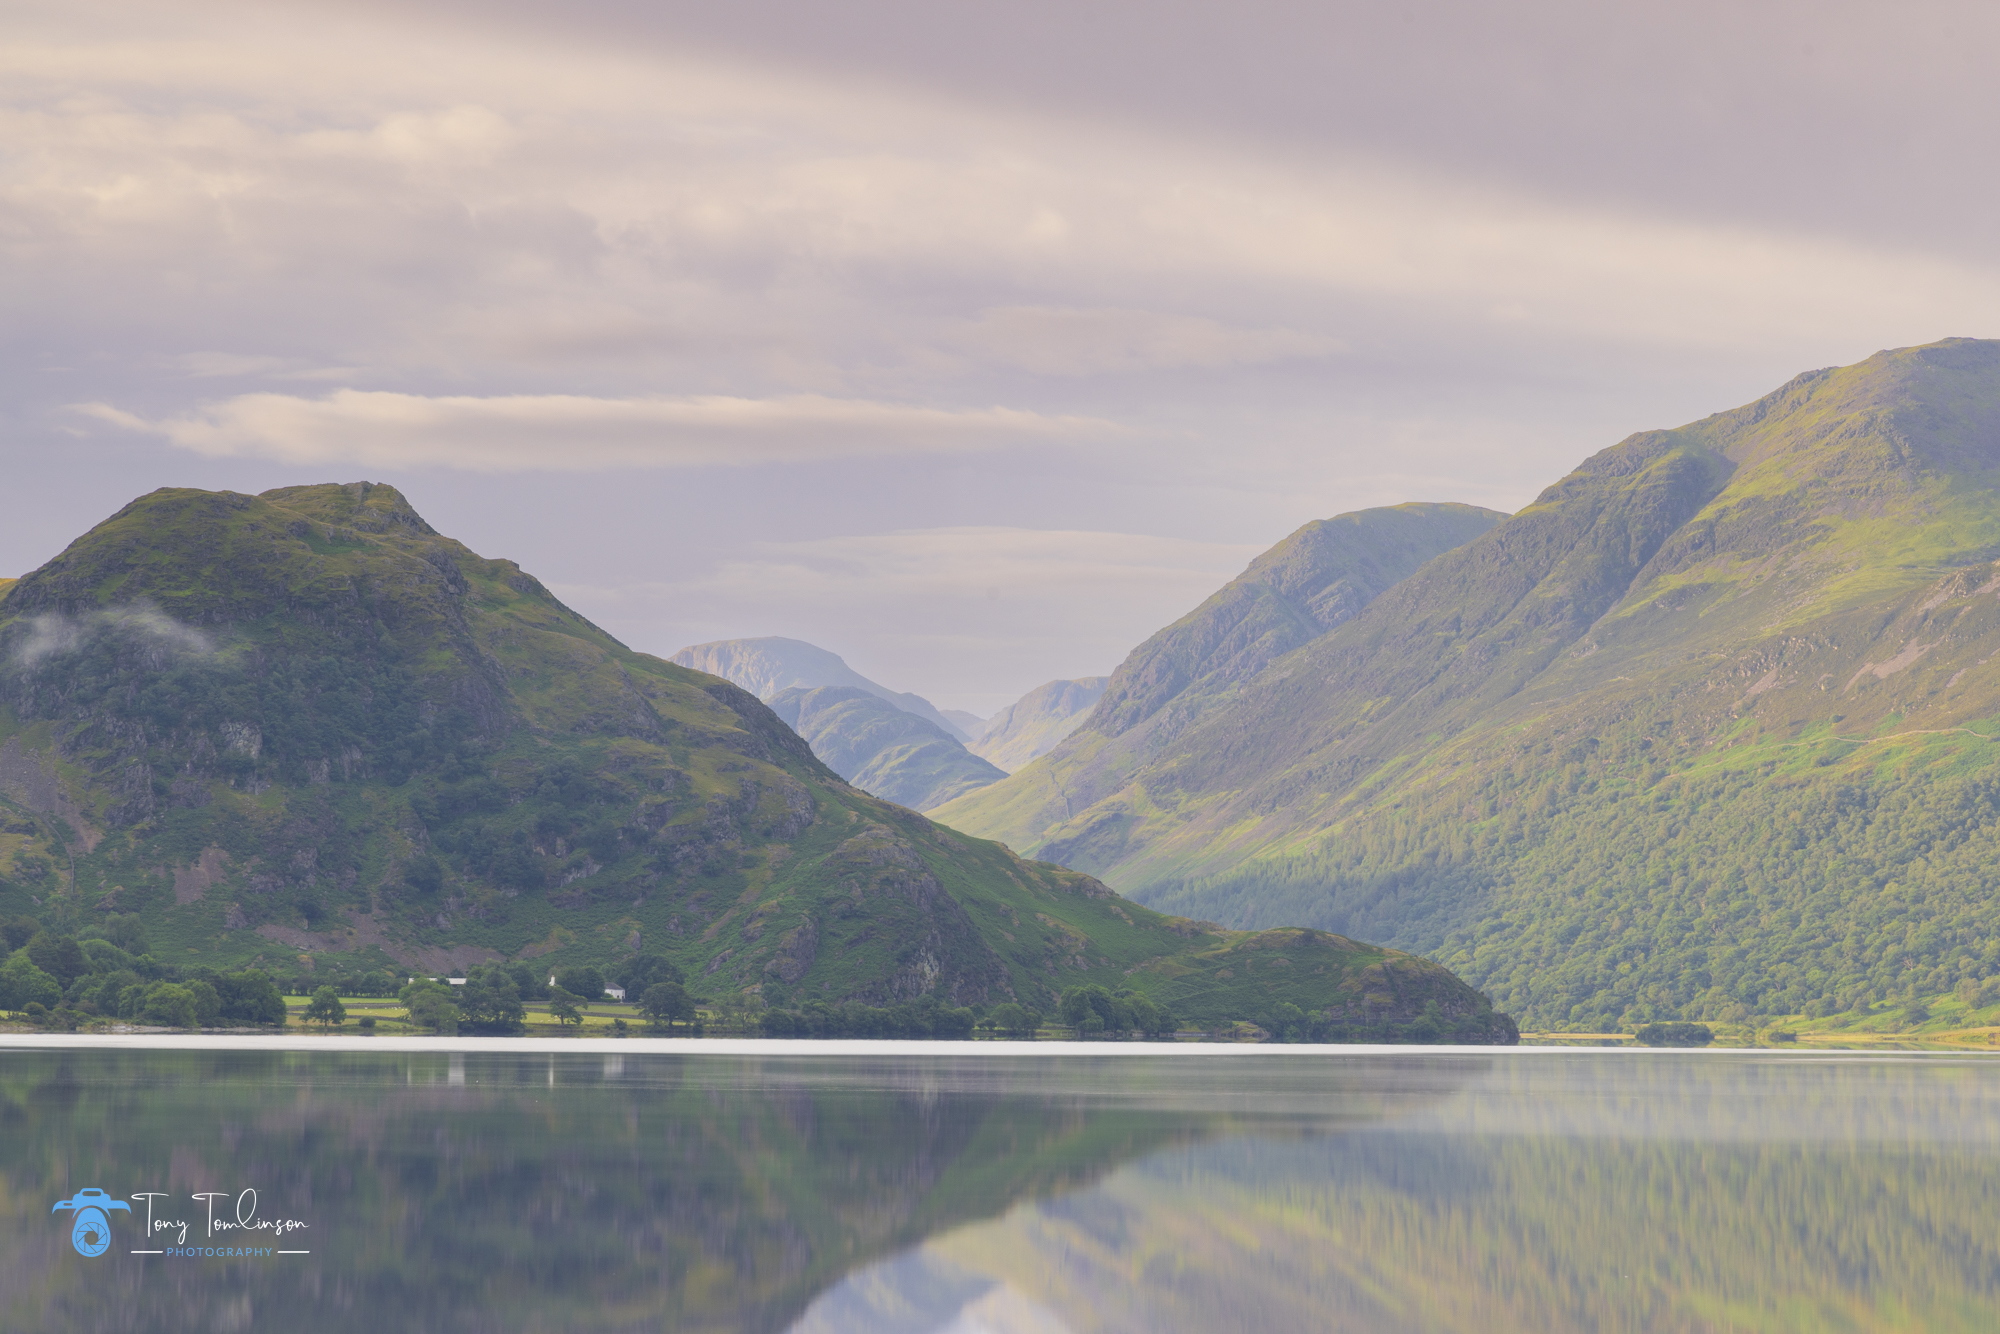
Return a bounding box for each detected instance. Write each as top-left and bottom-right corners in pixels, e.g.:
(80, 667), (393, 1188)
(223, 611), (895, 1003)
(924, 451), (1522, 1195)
(9, 603), (215, 669)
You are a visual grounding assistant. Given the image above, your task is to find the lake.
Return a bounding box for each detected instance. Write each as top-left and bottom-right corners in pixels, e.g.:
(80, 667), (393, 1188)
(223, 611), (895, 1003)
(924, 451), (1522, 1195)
(4, 1042), (1998, 1332)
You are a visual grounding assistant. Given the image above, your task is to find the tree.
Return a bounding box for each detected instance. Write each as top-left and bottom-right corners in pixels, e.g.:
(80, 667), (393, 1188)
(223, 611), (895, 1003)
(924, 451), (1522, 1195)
(1129, 995), (1177, 1039)
(303, 985), (347, 1029)
(1263, 1001), (1308, 1042)
(1634, 1022), (1713, 1048)
(459, 966), (525, 1032)
(0, 951), (62, 1013)
(617, 954), (684, 998)
(405, 853), (444, 895)
(26, 933), (90, 989)
(399, 980), (459, 1033)
(216, 970), (287, 1025)
(0, 916), (39, 951)
(504, 961), (548, 1001)
(640, 981), (695, 1030)
(554, 966), (605, 1001)
(141, 983), (200, 1029)
(989, 1003), (1042, 1037)
(103, 913), (150, 956)
(186, 979), (223, 1028)
(1060, 984), (1139, 1035)
(548, 989), (584, 1027)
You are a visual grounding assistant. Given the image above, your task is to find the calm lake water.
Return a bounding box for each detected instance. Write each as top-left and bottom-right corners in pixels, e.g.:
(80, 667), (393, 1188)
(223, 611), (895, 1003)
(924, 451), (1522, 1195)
(4, 1045), (1999, 1332)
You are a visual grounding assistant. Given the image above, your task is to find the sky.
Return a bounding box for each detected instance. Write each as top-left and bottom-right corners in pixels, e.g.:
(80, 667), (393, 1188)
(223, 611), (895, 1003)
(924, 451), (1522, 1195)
(5, 1), (1999, 713)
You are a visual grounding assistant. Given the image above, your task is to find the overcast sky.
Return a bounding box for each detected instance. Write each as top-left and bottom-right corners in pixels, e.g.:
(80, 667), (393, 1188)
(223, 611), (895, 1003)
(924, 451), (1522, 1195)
(6, 1), (1998, 712)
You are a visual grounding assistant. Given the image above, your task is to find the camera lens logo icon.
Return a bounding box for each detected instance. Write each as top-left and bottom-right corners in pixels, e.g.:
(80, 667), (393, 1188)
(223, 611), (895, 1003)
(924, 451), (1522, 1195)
(52, 1190), (130, 1257)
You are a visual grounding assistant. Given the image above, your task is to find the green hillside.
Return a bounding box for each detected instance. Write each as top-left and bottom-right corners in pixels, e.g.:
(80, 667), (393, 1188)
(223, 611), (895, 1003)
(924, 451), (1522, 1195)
(930, 501), (1508, 852)
(769, 684), (1007, 809)
(938, 338), (2000, 1031)
(0, 483), (1511, 1036)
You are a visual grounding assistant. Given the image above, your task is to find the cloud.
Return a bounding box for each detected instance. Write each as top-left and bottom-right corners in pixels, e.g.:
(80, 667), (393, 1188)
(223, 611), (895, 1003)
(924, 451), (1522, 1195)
(73, 391), (1120, 472)
(9, 603), (213, 669)
(158, 352), (369, 381)
(953, 307), (1343, 376)
(10, 5), (2000, 402)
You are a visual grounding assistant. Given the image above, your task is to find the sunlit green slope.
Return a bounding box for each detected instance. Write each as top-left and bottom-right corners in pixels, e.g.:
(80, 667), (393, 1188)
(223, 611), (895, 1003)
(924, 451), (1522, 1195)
(0, 483), (1508, 1032)
(929, 501), (1506, 838)
(944, 338), (2000, 1030)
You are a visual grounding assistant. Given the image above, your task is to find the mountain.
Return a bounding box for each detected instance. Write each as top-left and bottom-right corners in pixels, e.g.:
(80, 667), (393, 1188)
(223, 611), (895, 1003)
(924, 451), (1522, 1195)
(769, 685), (1006, 810)
(670, 636), (971, 740)
(931, 501), (1507, 847)
(673, 635), (1013, 810)
(0, 483), (1512, 1036)
(936, 338), (2000, 1032)
(941, 708), (990, 742)
(967, 677), (1108, 775)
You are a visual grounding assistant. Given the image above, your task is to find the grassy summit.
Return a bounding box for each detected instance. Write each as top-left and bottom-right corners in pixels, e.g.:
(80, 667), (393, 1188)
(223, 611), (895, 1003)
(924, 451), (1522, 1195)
(937, 338), (2000, 1031)
(0, 483), (1511, 1036)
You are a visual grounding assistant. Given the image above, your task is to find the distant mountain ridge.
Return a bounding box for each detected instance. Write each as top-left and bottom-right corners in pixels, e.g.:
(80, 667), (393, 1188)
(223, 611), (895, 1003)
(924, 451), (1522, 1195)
(673, 635), (1011, 810)
(968, 677), (1108, 775)
(769, 685), (1006, 810)
(941, 709), (991, 742)
(936, 338), (2000, 1032)
(670, 637), (970, 740)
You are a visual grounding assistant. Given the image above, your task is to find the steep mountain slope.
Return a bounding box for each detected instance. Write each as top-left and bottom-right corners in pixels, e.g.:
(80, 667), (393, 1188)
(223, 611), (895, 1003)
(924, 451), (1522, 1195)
(769, 685), (1007, 810)
(0, 483), (1511, 1035)
(671, 636), (971, 740)
(950, 338), (2000, 1030)
(931, 501), (1507, 846)
(942, 708), (991, 742)
(967, 676), (1108, 775)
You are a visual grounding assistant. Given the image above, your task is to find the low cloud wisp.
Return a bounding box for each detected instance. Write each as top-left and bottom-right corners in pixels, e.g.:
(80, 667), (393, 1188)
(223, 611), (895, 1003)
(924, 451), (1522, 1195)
(75, 392), (1122, 472)
(9, 604), (215, 670)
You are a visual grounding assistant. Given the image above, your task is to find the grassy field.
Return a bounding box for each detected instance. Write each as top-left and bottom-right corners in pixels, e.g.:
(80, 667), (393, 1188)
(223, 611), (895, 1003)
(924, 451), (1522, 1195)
(1526, 991), (2000, 1049)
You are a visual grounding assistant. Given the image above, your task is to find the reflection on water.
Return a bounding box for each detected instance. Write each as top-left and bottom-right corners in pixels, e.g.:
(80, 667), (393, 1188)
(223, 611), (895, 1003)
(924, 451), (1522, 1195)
(3, 1049), (1998, 1332)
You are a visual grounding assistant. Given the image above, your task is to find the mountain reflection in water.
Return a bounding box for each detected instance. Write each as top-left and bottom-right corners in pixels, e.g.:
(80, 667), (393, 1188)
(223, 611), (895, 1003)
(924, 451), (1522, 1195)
(4, 1050), (1998, 1332)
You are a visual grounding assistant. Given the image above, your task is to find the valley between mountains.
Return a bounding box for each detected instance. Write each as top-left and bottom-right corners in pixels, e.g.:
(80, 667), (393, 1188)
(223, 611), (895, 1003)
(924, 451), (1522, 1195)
(15, 337), (1999, 1040)
(0, 483), (1509, 1039)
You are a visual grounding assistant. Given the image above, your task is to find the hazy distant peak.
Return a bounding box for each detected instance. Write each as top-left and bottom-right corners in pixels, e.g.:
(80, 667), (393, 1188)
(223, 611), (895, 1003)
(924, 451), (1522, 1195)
(669, 635), (970, 740)
(971, 677), (1109, 774)
(769, 684), (1005, 810)
(941, 708), (990, 742)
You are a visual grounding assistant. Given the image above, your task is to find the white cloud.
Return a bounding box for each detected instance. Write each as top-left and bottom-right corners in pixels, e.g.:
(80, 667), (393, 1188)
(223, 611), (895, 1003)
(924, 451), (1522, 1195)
(73, 391), (1118, 471)
(953, 307), (1343, 376)
(7, 3), (2000, 403)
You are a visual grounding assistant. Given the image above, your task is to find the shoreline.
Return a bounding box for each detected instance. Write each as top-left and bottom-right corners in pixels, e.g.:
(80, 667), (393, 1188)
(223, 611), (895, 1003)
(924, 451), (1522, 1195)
(2, 1033), (1992, 1056)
